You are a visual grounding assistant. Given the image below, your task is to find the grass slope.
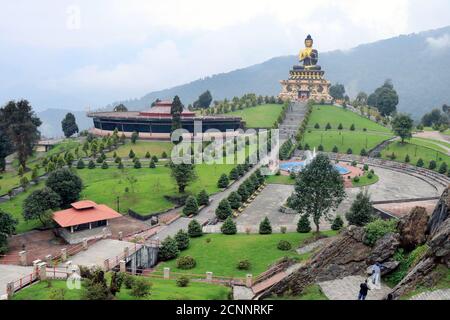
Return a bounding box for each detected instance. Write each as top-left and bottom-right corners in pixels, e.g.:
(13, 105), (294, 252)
(12, 277), (230, 300)
(106, 141), (173, 159)
(301, 105), (393, 154)
(307, 105), (391, 133)
(381, 141), (450, 170)
(221, 104), (283, 128)
(157, 232), (336, 277)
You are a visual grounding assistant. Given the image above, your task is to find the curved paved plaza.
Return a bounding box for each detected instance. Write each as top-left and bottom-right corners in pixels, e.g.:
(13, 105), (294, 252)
(229, 166), (441, 233)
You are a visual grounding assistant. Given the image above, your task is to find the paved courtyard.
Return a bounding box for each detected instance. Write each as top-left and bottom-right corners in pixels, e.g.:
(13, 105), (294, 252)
(207, 165), (442, 233)
(0, 265), (34, 299)
(66, 239), (137, 268)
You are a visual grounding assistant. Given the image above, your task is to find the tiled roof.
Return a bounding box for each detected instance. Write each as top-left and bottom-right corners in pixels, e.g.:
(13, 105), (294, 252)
(53, 201), (121, 227)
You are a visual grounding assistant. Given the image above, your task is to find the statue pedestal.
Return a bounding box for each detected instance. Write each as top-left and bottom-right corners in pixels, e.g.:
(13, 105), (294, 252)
(279, 67), (332, 103)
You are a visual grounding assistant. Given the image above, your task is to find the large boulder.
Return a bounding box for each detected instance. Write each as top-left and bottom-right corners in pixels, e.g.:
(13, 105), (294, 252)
(368, 233), (400, 264)
(389, 187), (450, 299)
(397, 207), (429, 251)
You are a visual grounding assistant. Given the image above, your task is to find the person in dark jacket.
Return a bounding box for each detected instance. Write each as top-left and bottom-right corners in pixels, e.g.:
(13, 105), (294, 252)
(358, 280), (370, 300)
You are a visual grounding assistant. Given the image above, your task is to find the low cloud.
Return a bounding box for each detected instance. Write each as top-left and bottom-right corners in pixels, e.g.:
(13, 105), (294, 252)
(427, 34), (450, 50)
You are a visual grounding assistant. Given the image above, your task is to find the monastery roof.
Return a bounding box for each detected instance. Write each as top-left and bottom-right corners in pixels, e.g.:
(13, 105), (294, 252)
(53, 201), (121, 228)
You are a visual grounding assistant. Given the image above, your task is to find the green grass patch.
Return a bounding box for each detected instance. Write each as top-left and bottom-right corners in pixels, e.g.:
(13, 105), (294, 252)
(0, 183), (43, 233)
(351, 172), (379, 188)
(307, 105), (391, 133)
(409, 138), (449, 154)
(265, 175), (296, 185)
(301, 131), (391, 154)
(157, 232), (336, 277)
(12, 277), (230, 300)
(221, 104), (283, 128)
(106, 140), (173, 159)
(381, 141), (450, 171)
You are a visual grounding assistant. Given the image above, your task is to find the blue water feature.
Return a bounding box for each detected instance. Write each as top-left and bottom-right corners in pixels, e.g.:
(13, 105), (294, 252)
(280, 161), (350, 175)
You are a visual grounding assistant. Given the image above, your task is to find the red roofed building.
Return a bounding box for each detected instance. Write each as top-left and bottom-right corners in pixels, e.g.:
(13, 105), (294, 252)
(53, 200), (121, 244)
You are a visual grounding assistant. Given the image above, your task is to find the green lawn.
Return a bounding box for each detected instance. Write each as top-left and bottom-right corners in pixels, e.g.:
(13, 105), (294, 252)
(410, 137), (449, 154)
(1, 139), (80, 193)
(220, 104), (283, 128)
(381, 141), (450, 171)
(0, 167), (46, 194)
(0, 183), (43, 233)
(1, 162), (236, 232)
(352, 172), (379, 188)
(301, 105), (393, 155)
(12, 277), (230, 300)
(106, 140), (173, 159)
(78, 164), (235, 215)
(157, 232), (336, 277)
(307, 105), (391, 133)
(265, 175), (296, 185)
(301, 131), (391, 154)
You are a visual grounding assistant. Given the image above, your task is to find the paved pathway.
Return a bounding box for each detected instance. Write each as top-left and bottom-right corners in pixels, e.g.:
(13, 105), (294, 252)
(410, 289), (450, 300)
(318, 276), (391, 300)
(414, 131), (450, 155)
(0, 265), (34, 299)
(233, 285), (254, 300)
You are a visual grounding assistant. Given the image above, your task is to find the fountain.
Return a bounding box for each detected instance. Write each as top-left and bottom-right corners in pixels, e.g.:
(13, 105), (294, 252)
(279, 148), (351, 175)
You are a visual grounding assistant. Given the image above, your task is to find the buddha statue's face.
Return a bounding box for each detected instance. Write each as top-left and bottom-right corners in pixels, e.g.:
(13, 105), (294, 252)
(305, 39), (313, 48)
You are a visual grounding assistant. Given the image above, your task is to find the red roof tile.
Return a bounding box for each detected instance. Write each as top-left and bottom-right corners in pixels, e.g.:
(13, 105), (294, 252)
(53, 201), (121, 228)
(71, 200), (96, 210)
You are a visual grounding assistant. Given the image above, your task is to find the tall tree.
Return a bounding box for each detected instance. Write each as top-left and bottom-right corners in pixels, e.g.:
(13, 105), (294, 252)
(355, 92), (368, 106)
(169, 161), (197, 193)
(329, 83), (346, 101)
(61, 112), (79, 138)
(345, 191), (374, 227)
(0, 126), (13, 171)
(371, 80), (399, 116)
(23, 187), (61, 225)
(0, 100), (41, 169)
(45, 168), (83, 208)
(171, 96), (183, 133)
(193, 90), (213, 109)
(288, 154), (346, 233)
(392, 113), (413, 143)
(0, 209), (18, 254)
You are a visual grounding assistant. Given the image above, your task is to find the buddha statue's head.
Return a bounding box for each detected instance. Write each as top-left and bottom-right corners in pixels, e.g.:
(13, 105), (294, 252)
(305, 34), (313, 48)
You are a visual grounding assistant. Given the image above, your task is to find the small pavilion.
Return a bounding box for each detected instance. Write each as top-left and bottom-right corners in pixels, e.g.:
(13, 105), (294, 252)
(53, 200), (121, 244)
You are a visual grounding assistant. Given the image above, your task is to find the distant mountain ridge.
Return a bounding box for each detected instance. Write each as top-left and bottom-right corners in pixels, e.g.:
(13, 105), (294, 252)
(116, 26), (450, 119)
(39, 26), (450, 137)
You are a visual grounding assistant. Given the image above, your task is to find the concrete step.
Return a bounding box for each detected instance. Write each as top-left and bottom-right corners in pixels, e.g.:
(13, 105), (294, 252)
(318, 275), (391, 300)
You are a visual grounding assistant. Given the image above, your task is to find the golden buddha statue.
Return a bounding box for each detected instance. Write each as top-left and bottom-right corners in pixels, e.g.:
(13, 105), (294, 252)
(296, 34), (320, 70)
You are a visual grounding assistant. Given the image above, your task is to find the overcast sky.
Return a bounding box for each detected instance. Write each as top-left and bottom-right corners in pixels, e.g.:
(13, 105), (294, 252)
(1, 0), (449, 111)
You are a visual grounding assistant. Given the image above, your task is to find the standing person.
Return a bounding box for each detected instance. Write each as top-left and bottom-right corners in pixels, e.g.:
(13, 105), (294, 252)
(370, 263), (382, 289)
(358, 280), (370, 300)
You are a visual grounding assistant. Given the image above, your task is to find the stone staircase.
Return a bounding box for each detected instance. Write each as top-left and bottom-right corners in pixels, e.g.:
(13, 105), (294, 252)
(318, 275), (391, 300)
(279, 102), (307, 141)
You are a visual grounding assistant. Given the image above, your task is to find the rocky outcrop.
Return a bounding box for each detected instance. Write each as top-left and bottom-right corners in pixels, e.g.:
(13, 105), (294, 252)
(389, 187), (450, 299)
(427, 187), (449, 236)
(397, 206), (429, 251)
(265, 226), (400, 297)
(260, 187), (450, 300)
